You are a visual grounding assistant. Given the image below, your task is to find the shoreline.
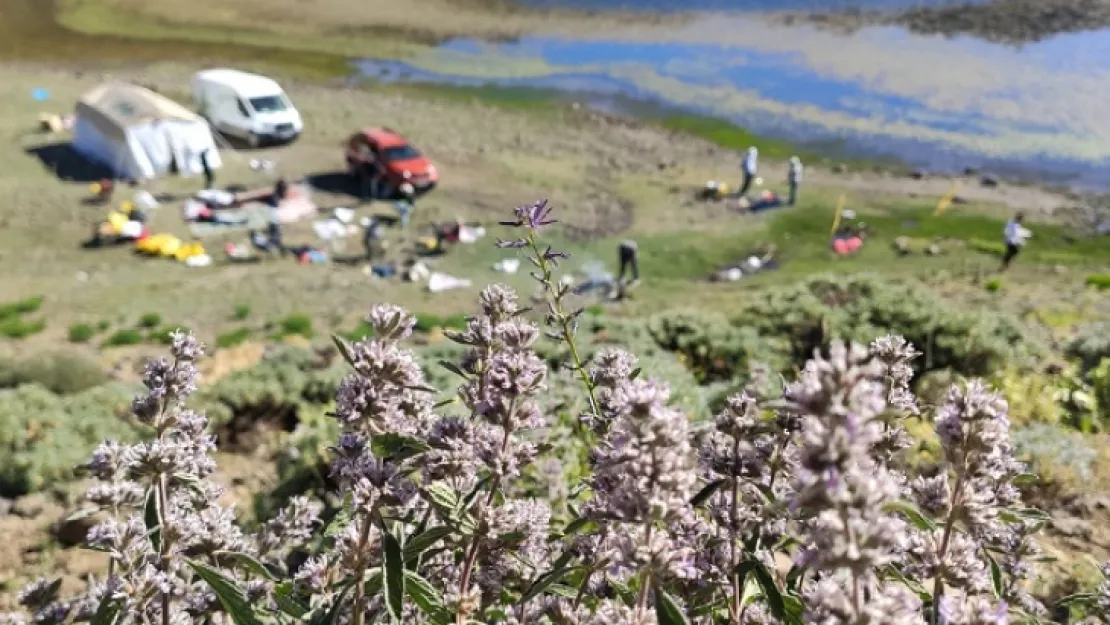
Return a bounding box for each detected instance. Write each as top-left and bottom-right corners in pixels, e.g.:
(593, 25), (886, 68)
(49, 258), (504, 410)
(773, 0), (1110, 45)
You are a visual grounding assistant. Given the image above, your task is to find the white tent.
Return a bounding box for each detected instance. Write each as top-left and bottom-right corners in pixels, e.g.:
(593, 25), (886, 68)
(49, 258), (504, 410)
(73, 82), (222, 181)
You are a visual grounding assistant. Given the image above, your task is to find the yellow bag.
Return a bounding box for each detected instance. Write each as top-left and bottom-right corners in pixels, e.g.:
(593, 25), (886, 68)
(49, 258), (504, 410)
(174, 242), (205, 262)
(158, 236), (182, 258)
(107, 211), (127, 234)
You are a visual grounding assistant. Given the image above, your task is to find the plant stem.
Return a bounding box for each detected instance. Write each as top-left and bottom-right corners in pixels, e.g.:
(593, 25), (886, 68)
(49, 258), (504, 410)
(526, 236), (599, 417)
(157, 473), (170, 625)
(351, 514), (374, 625)
(730, 440), (742, 623)
(931, 471), (967, 625)
(456, 400), (517, 624)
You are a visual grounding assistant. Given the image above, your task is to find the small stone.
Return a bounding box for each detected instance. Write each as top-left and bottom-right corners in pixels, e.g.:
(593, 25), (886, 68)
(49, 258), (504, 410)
(11, 493), (52, 519)
(0, 497), (13, 517)
(53, 510), (108, 547)
(1050, 517), (1092, 540)
(910, 169), (926, 179)
(980, 175), (999, 187)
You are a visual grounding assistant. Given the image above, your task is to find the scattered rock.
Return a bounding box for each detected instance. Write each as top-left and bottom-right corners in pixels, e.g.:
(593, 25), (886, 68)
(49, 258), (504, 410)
(0, 498), (12, 517)
(1051, 517), (1094, 541)
(952, 196), (968, 205)
(831, 163), (847, 173)
(980, 175), (999, 188)
(910, 169), (927, 179)
(963, 167), (980, 176)
(1064, 493), (1110, 518)
(12, 493), (53, 519)
(53, 510), (107, 547)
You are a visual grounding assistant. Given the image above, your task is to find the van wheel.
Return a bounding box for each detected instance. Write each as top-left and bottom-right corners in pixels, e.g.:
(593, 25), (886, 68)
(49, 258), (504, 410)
(247, 133), (260, 149)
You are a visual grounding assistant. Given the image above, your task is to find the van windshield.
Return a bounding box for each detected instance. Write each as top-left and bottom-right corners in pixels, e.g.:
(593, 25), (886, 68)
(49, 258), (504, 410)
(249, 95), (289, 113)
(383, 145), (420, 161)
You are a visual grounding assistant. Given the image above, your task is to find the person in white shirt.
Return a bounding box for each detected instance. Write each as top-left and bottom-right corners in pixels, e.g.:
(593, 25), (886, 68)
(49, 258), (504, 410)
(787, 156), (803, 205)
(740, 147), (758, 196)
(1002, 212), (1032, 270)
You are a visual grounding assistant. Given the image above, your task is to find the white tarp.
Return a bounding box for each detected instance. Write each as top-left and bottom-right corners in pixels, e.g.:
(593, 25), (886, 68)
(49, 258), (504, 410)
(73, 82), (222, 181)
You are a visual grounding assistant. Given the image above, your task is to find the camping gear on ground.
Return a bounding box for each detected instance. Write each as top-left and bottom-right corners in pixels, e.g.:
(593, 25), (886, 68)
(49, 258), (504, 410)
(372, 264), (397, 278)
(427, 272), (471, 293)
(285, 246), (327, 264)
(459, 225), (486, 244)
(133, 190), (159, 211)
(39, 113), (64, 133)
(710, 246), (779, 282)
(697, 180), (731, 201)
(32, 88), (50, 102)
(192, 69), (303, 147)
(573, 261), (615, 296)
(745, 190), (782, 213)
(250, 159), (275, 172)
(73, 82), (222, 181)
(493, 258), (520, 274)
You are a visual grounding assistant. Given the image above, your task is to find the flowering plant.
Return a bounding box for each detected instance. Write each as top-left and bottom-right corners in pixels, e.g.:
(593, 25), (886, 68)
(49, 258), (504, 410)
(3, 200), (1096, 625)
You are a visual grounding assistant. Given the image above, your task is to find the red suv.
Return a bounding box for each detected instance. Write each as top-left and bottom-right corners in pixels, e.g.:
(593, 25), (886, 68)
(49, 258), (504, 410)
(345, 128), (438, 198)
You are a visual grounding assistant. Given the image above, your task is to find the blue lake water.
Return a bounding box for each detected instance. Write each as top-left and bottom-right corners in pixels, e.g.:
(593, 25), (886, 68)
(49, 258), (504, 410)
(357, 13), (1110, 188)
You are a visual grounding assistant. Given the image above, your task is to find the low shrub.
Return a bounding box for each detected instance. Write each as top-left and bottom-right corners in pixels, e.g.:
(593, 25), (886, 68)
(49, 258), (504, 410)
(0, 352), (110, 395)
(1085, 274), (1110, 290)
(138, 312), (162, 328)
(0, 316), (45, 339)
(968, 238), (1006, 256)
(67, 323), (95, 343)
(0, 295), (43, 319)
(233, 304), (251, 320)
(413, 312), (468, 332)
(985, 278), (1002, 292)
(1066, 322), (1110, 371)
(277, 313), (313, 338)
(0, 382), (139, 496)
(148, 326), (187, 345)
(104, 329), (144, 347)
(215, 328), (252, 349)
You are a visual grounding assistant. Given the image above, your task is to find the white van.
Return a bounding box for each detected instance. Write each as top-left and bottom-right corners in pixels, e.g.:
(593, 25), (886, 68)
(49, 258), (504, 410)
(192, 68), (303, 147)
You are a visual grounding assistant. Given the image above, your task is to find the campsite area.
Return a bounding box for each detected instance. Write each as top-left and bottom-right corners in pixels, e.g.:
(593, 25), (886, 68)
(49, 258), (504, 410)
(5, 7), (1110, 619)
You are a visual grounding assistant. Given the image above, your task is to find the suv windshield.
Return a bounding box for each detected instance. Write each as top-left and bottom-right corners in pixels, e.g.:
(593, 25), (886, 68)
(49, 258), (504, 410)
(383, 145), (420, 161)
(249, 95), (289, 113)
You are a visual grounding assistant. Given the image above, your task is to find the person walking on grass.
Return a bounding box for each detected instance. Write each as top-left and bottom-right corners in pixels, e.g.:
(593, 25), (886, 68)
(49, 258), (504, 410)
(1001, 212), (1032, 270)
(787, 155), (803, 205)
(739, 146), (758, 197)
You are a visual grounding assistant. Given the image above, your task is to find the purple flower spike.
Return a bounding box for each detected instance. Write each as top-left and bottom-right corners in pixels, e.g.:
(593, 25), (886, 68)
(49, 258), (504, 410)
(500, 199), (556, 230)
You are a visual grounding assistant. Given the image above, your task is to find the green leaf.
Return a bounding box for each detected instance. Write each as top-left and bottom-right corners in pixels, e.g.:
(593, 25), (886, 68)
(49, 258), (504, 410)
(629, 367), (642, 380)
(89, 596), (123, 625)
(382, 528), (406, 621)
(689, 479), (727, 507)
(404, 526), (455, 564)
(274, 595), (310, 618)
(883, 500), (937, 531)
(332, 334), (356, 366)
(747, 560), (785, 620)
(309, 586), (352, 625)
(985, 550), (1003, 598)
(65, 507), (100, 522)
(324, 500), (353, 539)
(520, 552), (575, 604)
(655, 587), (690, 625)
(188, 559), (264, 625)
(562, 517), (596, 538)
(438, 361), (470, 379)
(1012, 473), (1039, 486)
(782, 592), (805, 625)
(1056, 592), (1099, 607)
(405, 570), (452, 623)
(458, 476), (490, 514)
(144, 487), (162, 554)
(372, 433), (431, 460)
(424, 482), (459, 514)
(547, 584), (578, 599)
(221, 551), (280, 581)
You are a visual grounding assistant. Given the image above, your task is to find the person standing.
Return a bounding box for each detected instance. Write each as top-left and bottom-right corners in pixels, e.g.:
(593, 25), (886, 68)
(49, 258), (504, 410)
(395, 182), (415, 230)
(200, 149), (214, 190)
(787, 156), (803, 205)
(739, 146), (758, 197)
(617, 239), (639, 285)
(1001, 212), (1032, 270)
